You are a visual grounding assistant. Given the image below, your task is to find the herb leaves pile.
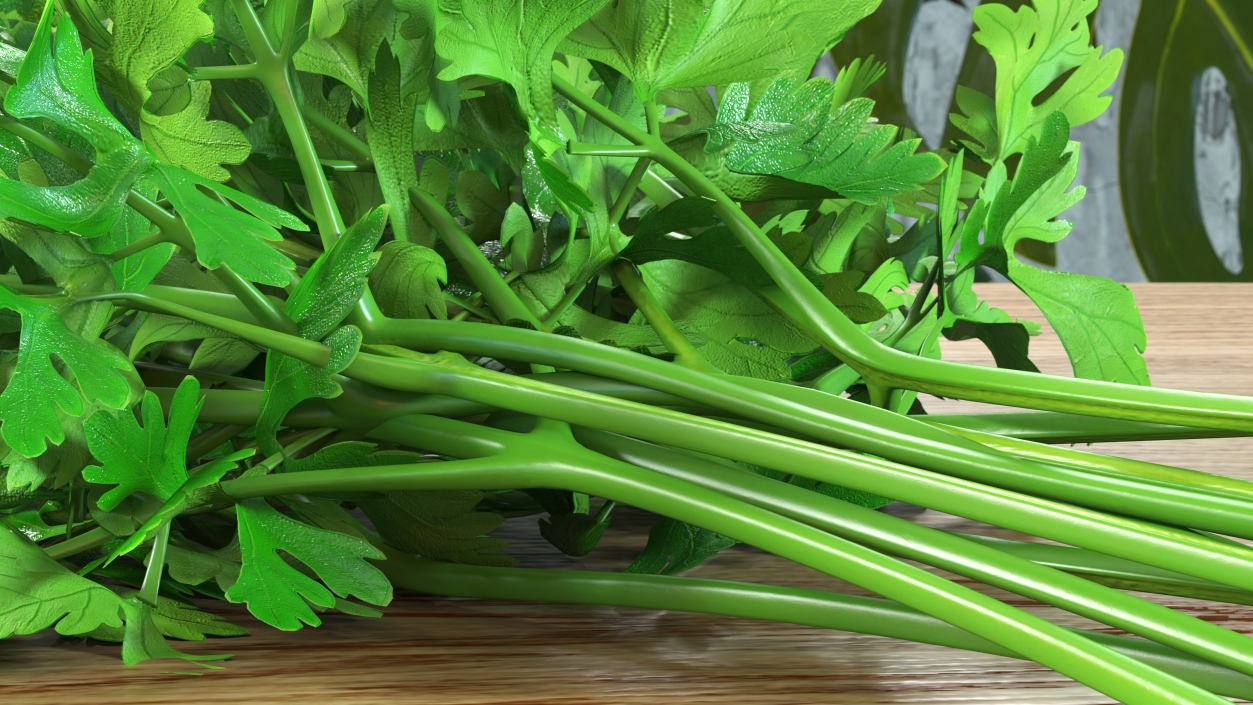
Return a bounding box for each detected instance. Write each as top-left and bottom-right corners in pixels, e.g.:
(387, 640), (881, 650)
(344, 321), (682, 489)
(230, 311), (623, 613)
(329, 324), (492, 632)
(0, 2), (1250, 702)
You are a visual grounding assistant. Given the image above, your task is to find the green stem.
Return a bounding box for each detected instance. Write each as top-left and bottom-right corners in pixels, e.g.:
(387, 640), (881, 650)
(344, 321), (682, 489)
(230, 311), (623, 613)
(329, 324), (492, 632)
(638, 167), (682, 207)
(211, 263), (298, 336)
(575, 427), (1253, 680)
(337, 356), (1253, 594)
(379, 554), (1253, 702)
(107, 229), (165, 262)
(302, 104), (373, 161)
(933, 421), (1253, 500)
(187, 64), (258, 81)
(147, 372), (720, 429)
(608, 157), (651, 225)
(443, 291), (500, 322)
(230, 0), (344, 245)
(949, 531), (1253, 606)
(186, 423), (251, 463)
(925, 410), (1251, 443)
(612, 260), (716, 372)
(219, 421), (1226, 704)
(0, 115), (92, 172)
(138, 521), (170, 607)
(367, 319), (1253, 540)
(885, 260), (941, 348)
(296, 103), (536, 332)
(539, 266), (599, 327)
(551, 74), (1253, 432)
(76, 291), (330, 366)
(407, 185), (542, 329)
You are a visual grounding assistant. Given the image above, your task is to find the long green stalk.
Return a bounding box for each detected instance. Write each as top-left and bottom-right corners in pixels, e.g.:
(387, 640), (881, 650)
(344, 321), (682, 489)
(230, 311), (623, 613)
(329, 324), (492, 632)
(341, 363), (1253, 595)
(366, 319), (1253, 537)
(220, 420), (1225, 705)
(572, 427), (1253, 679)
(934, 421), (1253, 500)
(145, 373), (720, 427)
(923, 410), (1252, 444)
(108, 290), (1253, 589)
(378, 552), (1253, 702)
(949, 532), (1253, 606)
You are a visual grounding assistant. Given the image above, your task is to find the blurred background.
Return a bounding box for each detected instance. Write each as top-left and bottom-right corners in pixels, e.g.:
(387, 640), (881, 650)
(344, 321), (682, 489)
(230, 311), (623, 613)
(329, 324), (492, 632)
(813, 0), (1247, 284)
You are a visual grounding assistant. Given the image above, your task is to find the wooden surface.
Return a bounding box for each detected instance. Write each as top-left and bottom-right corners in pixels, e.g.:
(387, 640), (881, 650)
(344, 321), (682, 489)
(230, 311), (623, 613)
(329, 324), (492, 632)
(5, 282), (1253, 704)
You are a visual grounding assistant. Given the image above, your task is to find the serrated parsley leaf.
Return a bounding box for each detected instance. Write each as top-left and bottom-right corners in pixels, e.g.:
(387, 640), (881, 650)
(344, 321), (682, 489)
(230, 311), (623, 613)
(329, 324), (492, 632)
(117, 595), (231, 667)
(5, 5), (134, 150)
(147, 162), (302, 286)
(623, 516), (735, 575)
(435, 0), (609, 142)
(96, 0), (251, 182)
(82, 376), (204, 510)
(0, 524), (124, 638)
(0, 288), (133, 458)
(256, 324), (362, 456)
(561, 0), (880, 102)
(77, 592), (248, 642)
(687, 120), (797, 154)
(723, 78), (946, 204)
(0, 13), (156, 239)
(286, 205), (387, 341)
(100, 448), (254, 568)
(958, 112), (1148, 385)
(227, 497), (391, 631)
(955, 0), (1122, 162)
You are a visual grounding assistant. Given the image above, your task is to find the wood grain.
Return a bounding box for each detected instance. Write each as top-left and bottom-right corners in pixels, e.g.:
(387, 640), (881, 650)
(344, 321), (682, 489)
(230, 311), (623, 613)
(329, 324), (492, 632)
(4, 283), (1253, 704)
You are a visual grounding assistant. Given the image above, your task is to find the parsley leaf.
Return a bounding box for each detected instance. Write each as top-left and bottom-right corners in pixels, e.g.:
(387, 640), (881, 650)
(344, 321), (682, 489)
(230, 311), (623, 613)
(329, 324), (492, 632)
(723, 78), (946, 204)
(623, 516), (736, 576)
(227, 497), (391, 631)
(0, 524), (124, 638)
(82, 376), (203, 511)
(561, 0), (881, 101)
(435, 0), (609, 142)
(0, 288), (134, 458)
(954, 0), (1122, 162)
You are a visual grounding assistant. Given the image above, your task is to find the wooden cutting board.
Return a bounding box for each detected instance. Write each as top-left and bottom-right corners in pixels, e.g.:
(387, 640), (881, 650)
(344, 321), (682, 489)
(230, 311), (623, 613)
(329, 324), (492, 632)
(4, 283), (1251, 705)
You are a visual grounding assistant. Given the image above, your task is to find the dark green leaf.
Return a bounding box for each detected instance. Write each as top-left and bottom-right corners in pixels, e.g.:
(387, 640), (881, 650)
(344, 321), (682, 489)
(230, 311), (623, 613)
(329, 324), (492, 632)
(537, 512), (608, 557)
(367, 240), (448, 319)
(943, 318), (1040, 374)
(623, 516), (736, 576)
